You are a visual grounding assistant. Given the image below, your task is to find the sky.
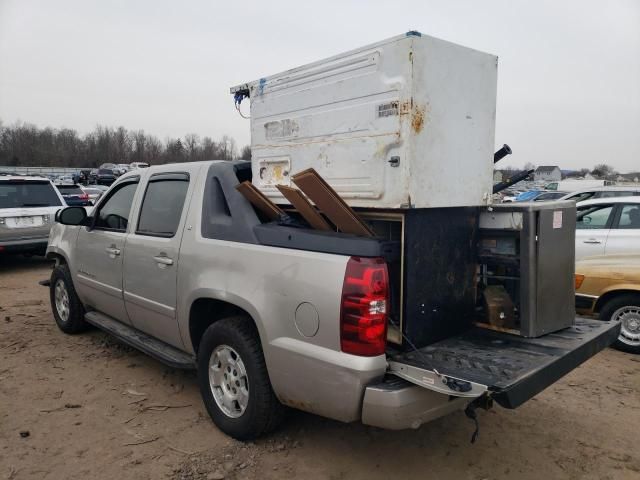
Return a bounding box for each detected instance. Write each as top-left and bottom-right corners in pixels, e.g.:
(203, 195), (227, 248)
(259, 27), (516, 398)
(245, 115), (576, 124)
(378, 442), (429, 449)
(0, 0), (639, 172)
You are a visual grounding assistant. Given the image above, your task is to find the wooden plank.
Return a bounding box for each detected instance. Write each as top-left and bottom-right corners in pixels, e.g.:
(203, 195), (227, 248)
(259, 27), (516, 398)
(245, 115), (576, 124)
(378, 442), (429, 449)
(473, 321), (521, 336)
(276, 185), (333, 231)
(291, 168), (374, 237)
(235, 181), (284, 221)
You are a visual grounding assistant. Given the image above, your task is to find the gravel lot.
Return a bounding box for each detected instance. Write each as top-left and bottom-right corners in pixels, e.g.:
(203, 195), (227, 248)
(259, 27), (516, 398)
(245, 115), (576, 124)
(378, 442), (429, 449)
(1, 256), (640, 480)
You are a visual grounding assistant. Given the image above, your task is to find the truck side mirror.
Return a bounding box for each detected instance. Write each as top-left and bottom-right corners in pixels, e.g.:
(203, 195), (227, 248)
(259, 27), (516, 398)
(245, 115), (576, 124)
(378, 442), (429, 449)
(57, 206), (90, 226)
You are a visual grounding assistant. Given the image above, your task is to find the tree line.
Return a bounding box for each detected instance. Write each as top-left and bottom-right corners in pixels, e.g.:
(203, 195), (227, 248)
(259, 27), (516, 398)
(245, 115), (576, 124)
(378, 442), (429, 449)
(500, 163), (624, 180)
(0, 120), (251, 168)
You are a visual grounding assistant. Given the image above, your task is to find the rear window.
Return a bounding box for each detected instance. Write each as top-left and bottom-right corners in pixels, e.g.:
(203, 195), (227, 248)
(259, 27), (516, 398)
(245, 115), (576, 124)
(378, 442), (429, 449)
(56, 185), (84, 195)
(98, 169), (114, 175)
(0, 180), (62, 208)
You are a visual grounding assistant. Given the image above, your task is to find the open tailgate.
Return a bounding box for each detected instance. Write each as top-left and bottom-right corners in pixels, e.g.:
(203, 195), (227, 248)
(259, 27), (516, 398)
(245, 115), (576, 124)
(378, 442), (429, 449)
(388, 317), (620, 408)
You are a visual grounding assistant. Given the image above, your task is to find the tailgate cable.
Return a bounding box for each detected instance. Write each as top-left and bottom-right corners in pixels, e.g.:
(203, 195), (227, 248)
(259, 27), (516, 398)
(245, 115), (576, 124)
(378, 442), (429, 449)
(464, 404), (480, 444)
(388, 316), (483, 444)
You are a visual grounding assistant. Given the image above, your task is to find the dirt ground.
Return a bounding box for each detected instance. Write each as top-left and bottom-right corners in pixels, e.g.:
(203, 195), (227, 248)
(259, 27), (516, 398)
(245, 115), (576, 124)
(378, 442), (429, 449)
(1, 256), (640, 480)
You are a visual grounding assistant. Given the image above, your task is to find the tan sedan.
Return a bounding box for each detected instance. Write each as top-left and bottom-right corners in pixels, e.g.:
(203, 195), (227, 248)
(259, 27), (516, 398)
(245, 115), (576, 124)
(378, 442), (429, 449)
(575, 254), (640, 354)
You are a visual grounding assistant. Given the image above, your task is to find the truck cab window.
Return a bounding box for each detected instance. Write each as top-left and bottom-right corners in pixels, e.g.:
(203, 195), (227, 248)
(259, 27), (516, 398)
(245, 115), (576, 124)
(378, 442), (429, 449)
(136, 176), (189, 237)
(94, 182), (138, 232)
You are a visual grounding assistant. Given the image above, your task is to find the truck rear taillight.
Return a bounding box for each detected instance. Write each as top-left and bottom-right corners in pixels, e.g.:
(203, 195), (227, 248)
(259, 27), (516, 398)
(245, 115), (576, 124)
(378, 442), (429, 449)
(340, 257), (389, 356)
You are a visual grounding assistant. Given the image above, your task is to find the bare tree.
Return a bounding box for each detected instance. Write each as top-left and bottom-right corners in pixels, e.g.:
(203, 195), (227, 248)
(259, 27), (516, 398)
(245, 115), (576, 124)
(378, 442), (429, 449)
(0, 119), (243, 168)
(591, 164), (616, 178)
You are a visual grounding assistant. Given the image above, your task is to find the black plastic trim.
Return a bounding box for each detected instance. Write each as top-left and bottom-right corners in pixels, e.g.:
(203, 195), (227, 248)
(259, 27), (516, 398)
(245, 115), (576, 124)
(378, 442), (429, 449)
(253, 223), (400, 260)
(84, 311), (196, 369)
(575, 295), (596, 311)
(201, 162), (260, 243)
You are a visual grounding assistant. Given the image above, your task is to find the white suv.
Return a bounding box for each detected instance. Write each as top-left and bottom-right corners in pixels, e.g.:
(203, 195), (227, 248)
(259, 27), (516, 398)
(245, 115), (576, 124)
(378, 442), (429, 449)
(575, 197), (640, 261)
(0, 175), (65, 254)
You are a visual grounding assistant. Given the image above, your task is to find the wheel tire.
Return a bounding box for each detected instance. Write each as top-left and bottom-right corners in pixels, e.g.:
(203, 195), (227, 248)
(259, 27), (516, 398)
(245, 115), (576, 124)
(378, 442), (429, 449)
(197, 316), (284, 440)
(599, 293), (640, 354)
(49, 264), (88, 334)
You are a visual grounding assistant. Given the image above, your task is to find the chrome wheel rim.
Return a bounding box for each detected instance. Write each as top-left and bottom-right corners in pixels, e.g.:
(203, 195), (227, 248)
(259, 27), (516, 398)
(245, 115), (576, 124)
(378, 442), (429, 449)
(54, 279), (70, 322)
(208, 345), (249, 418)
(611, 305), (640, 347)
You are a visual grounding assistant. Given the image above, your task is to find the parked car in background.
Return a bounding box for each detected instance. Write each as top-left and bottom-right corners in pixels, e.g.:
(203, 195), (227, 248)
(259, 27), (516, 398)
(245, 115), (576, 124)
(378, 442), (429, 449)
(81, 185), (108, 205)
(96, 168), (118, 186)
(575, 254), (640, 353)
(0, 175), (65, 254)
(558, 186), (640, 203)
(55, 184), (92, 207)
(529, 191), (568, 202)
(500, 189), (525, 203)
(88, 169), (99, 184)
(55, 175), (74, 185)
(575, 197), (640, 261)
(116, 164), (131, 175)
(129, 162), (149, 169)
(513, 190), (544, 202)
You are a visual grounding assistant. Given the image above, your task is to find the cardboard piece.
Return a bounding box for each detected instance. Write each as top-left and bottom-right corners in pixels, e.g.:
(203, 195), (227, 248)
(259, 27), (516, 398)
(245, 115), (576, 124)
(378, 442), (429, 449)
(236, 181), (284, 220)
(276, 185), (333, 231)
(291, 168), (374, 237)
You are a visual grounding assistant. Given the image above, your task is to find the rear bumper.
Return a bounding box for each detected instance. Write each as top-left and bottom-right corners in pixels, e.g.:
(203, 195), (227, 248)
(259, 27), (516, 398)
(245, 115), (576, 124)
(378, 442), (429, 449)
(362, 376), (469, 430)
(0, 237), (48, 253)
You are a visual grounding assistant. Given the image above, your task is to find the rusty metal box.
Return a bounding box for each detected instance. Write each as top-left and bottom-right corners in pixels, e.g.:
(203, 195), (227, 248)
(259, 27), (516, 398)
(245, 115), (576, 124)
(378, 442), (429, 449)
(231, 31), (498, 209)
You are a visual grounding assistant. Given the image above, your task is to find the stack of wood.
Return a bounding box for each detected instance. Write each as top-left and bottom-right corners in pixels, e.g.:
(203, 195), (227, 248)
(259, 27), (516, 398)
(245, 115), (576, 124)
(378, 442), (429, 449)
(236, 168), (374, 237)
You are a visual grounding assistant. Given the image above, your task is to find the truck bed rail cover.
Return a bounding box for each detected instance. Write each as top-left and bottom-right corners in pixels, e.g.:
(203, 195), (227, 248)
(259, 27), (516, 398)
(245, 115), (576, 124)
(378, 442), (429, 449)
(389, 317), (620, 408)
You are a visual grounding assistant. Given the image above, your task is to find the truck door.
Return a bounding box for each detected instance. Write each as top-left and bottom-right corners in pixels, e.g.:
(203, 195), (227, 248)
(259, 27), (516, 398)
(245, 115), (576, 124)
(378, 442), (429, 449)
(122, 171), (192, 348)
(574, 203), (614, 260)
(74, 177), (140, 325)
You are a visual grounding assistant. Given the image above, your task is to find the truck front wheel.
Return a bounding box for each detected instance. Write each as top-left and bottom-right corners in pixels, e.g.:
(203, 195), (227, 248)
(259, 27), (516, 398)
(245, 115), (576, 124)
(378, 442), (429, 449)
(49, 264), (88, 334)
(197, 316), (284, 440)
(599, 293), (640, 354)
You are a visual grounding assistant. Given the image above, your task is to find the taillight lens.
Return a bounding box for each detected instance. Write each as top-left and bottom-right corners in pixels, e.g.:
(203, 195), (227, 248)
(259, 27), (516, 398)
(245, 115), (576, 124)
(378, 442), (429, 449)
(340, 257), (389, 356)
(80, 193), (89, 200)
(575, 274), (585, 290)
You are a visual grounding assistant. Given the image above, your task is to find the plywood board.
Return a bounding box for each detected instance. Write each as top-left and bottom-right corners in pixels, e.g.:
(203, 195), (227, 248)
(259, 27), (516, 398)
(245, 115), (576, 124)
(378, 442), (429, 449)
(236, 181), (284, 220)
(276, 185), (332, 231)
(292, 168), (374, 237)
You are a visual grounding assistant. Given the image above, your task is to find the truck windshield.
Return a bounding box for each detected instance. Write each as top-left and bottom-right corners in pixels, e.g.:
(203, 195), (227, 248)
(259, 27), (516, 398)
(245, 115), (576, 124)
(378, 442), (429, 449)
(0, 180), (63, 208)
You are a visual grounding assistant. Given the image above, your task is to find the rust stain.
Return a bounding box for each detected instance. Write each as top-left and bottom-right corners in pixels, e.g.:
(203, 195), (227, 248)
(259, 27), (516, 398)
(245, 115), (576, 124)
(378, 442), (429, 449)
(278, 396), (315, 413)
(412, 106), (425, 133)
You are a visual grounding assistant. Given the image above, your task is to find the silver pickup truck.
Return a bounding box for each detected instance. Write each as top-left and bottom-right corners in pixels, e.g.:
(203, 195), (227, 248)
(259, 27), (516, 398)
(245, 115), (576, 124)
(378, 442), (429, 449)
(46, 160), (620, 440)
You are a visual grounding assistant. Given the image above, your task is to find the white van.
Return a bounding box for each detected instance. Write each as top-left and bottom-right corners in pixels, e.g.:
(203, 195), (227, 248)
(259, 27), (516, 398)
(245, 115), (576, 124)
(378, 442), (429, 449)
(546, 180), (614, 191)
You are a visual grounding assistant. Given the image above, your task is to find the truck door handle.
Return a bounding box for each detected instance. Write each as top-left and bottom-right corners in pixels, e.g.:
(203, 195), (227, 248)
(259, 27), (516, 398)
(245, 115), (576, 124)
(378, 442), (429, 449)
(105, 246), (121, 256)
(583, 239), (601, 244)
(153, 255), (174, 266)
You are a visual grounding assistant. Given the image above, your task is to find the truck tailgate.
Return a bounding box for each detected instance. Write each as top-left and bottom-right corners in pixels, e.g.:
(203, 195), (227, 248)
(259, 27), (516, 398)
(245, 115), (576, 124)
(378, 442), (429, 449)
(388, 317), (620, 408)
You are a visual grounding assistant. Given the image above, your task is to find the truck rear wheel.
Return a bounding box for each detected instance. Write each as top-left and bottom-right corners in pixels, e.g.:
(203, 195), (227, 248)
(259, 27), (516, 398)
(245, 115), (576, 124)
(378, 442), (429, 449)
(197, 316), (284, 440)
(599, 293), (640, 354)
(49, 264), (88, 334)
